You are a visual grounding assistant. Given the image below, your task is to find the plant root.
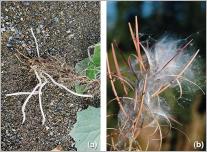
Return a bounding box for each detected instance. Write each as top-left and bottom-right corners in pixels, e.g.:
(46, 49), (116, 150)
(6, 27), (93, 125)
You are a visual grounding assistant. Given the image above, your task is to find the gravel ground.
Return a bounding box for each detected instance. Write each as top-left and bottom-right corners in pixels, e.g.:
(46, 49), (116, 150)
(1, 1), (100, 151)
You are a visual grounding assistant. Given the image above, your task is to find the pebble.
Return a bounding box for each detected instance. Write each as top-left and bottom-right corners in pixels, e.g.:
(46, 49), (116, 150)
(45, 126), (49, 131)
(40, 24), (44, 29)
(22, 2), (30, 6)
(60, 11), (64, 16)
(10, 27), (15, 32)
(66, 30), (71, 34)
(71, 143), (75, 147)
(49, 132), (54, 136)
(22, 43), (27, 47)
(54, 17), (59, 23)
(50, 101), (54, 106)
(68, 34), (74, 39)
(1, 28), (6, 32)
(6, 43), (12, 48)
(36, 28), (41, 34)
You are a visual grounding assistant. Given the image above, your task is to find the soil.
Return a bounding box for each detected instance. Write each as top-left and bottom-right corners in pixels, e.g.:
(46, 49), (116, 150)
(1, 1), (100, 151)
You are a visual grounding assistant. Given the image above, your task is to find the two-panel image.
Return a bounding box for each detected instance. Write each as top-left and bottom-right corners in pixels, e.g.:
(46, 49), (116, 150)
(1, 1), (206, 151)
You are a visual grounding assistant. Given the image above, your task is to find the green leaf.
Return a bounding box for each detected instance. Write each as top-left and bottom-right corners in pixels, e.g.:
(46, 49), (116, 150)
(91, 43), (100, 67)
(75, 58), (90, 76)
(74, 82), (87, 94)
(86, 68), (96, 79)
(86, 43), (100, 79)
(70, 106), (100, 151)
(86, 66), (99, 79)
(75, 43), (100, 80)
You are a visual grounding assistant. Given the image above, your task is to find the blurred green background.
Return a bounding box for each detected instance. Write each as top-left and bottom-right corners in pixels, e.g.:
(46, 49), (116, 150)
(107, 1), (206, 151)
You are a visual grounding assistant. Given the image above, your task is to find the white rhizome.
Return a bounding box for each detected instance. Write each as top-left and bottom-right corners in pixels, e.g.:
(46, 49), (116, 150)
(6, 28), (93, 125)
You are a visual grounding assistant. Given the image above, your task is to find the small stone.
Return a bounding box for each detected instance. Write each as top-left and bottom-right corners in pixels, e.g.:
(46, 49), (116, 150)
(71, 143), (75, 147)
(68, 34), (74, 39)
(6, 43), (12, 48)
(11, 129), (16, 132)
(22, 43), (26, 47)
(20, 18), (24, 21)
(60, 11), (64, 16)
(49, 132), (53, 136)
(45, 126), (49, 131)
(45, 33), (50, 37)
(40, 24), (44, 29)
(54, 17), (59, 23)
(66, 30), (71, 33)
(50, 101), (54, 106)
(10, 27), (15, 32)
(1, 28), (6, 32)
(22, 2), (30, 6)
(36, 28), (40, 34)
